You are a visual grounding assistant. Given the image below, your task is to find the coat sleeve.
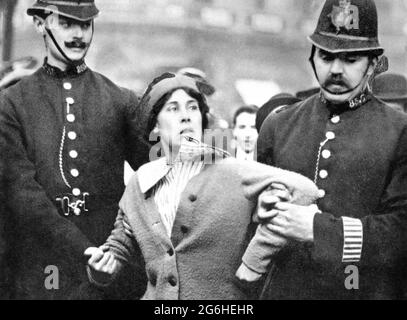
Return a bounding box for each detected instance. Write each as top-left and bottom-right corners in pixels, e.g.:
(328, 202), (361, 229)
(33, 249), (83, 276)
(312, 126), (407, 268)
(235, 159), (319, 274)
(123, 90), (151, 171)
(104, 208), (139, 264)
(0, 93), (93, 262)
(100, 208), (147, 297)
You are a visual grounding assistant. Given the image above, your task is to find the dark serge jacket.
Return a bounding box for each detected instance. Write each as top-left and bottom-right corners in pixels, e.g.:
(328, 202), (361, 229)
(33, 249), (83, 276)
(0, 65), (149, 299)
(258, 94), (407, 300)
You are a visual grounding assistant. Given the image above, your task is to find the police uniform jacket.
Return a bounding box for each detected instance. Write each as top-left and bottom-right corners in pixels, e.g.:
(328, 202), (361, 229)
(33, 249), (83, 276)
(0, 63), (149, 299)
(258, 94), (407, 300)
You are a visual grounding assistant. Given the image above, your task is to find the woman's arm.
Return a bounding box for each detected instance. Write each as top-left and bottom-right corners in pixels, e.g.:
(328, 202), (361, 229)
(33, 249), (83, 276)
(85, 209), (137, 287)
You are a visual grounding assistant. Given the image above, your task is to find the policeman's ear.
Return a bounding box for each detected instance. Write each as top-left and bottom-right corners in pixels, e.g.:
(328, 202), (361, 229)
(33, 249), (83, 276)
(33, 16), (46, 35)
(367, 56), (379, 77)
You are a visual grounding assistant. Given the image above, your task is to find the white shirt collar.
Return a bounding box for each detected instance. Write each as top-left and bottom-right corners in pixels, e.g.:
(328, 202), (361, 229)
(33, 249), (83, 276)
(138, 157), (172, 194)
(236, 148), (255, 161)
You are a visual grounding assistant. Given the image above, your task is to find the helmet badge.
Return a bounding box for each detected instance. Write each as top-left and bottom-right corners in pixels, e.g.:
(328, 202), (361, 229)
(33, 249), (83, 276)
(328, 0), (359, 33)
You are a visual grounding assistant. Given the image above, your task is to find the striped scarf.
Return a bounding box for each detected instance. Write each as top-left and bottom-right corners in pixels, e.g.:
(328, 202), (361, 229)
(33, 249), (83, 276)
(154, 136), (230, 237)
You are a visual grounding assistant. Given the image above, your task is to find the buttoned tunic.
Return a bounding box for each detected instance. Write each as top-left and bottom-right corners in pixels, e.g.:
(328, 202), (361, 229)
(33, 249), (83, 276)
(0, 64), (149, 299)
(258, 94), (407, 299)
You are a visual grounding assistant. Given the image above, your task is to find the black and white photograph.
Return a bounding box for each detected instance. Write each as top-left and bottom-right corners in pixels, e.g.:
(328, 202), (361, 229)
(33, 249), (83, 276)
(1, 0), (407, 305)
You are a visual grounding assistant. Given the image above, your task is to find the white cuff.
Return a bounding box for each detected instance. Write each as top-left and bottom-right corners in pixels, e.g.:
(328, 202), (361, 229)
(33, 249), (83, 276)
(342, 217), (363, 263)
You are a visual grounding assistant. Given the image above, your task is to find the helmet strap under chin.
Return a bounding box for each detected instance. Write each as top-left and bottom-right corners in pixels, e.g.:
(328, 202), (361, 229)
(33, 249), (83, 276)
(44, 20), (94, 67)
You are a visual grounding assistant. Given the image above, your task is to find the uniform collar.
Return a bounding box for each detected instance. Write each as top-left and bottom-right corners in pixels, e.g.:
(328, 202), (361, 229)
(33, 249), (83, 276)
(319, 90), (371, 113)
(42, 58), (88, 78)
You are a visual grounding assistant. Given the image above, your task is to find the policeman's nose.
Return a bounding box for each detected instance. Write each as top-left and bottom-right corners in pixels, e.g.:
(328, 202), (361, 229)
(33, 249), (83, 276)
(72, 25), (84, 39)
(330, 59), (344, 75)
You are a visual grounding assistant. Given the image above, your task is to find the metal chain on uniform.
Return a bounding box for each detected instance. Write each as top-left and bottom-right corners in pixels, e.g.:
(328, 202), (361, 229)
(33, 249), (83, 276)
(313, 137), (330, 185)
(314, 92), (370, 185)
(58, 126), (72, 189)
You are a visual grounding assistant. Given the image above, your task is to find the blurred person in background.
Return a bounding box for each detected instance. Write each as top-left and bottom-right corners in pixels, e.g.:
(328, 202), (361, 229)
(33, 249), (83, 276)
(0, 57), (38, 91)
(372, 73), (407, 113)
(0, 0), (149, 299)
(232, 105), (259, 161)
(257, 0), (407, 299)
(255, 93), (301, 132)
(84, 72), (320, 300)
(296, 87), (320, 100)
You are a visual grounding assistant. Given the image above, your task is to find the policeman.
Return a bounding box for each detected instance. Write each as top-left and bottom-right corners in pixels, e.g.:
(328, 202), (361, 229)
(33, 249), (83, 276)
(258, 0), (407, 299)
(0, 0), (148, 299)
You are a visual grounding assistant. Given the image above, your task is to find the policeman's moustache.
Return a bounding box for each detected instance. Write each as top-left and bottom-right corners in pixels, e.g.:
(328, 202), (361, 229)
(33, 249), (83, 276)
(321, 65), (371, 96)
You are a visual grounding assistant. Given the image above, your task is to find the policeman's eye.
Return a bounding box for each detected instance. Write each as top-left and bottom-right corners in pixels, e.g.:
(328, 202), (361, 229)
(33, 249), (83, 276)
(82, 22), (92, 29)
(319, 52), (335, 62)
(59, 19), (71, 28)
(344, 55), (362, 64)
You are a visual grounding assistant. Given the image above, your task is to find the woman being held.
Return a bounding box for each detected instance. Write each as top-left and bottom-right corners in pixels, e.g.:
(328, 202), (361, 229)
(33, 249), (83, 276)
(85, 73), (319, 300)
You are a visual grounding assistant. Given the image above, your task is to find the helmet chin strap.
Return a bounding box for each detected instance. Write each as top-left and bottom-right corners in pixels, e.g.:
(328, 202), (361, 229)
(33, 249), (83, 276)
(44, 20), (94, 67)
(321, 66), (370, 96)
(309, 46), (370, 99)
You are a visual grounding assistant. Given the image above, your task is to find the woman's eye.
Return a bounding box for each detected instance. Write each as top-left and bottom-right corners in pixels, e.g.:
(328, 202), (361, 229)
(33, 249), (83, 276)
(189, 104), (199, 110)
(167, 106), (177, 112)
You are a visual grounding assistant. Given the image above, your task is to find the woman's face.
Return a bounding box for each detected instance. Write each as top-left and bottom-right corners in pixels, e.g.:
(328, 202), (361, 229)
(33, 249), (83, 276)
(156, 89), (203, 154)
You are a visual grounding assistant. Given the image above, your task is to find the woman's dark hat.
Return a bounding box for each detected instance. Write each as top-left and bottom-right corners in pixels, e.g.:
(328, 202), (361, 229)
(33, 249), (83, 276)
(256, 94), (301, 132)
(372, 73), (407, 102)
(27, 0), (99, 21)
(308, 0), (383, 55)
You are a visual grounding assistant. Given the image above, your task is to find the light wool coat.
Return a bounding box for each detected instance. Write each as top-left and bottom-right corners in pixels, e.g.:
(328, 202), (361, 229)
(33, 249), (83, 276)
(104, 157), (319, 300)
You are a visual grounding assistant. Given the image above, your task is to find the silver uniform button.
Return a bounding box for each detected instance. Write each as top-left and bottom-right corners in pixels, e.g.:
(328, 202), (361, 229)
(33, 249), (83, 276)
(70, 169), (79, 177)
(63, 83), (72, 90)
(66, 97), (75, 104)
(331, 116), (340, 124)
(68, 131), (77, 140)
(67, 114), (75, 122)
(326, 131), (335, 140)
(322, 150), (331, 159)
(319, 170), (328, 179)
(69, 150), (78, 159)
(318, 189), (326, 198)
(72, 188), (81, 196)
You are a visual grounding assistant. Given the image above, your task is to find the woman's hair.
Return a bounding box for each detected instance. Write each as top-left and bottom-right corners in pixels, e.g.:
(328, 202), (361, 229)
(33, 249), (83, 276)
(142, 73), (210, 142)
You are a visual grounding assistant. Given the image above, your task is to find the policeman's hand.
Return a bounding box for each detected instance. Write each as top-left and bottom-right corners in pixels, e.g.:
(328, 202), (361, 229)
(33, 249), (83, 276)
(84, 247), (118, 285)
(256, 183), (291, 222)
(236, 263), (263, 282)
(266, 203), (321, 243)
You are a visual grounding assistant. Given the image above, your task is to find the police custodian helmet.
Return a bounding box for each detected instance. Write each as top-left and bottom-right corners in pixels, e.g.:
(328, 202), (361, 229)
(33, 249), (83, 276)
(27, 0), (99, 21)
(308, 0), (384, 55)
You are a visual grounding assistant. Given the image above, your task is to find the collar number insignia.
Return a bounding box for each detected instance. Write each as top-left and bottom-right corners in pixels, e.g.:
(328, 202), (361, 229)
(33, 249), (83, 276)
(328, 0), (359, 32)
